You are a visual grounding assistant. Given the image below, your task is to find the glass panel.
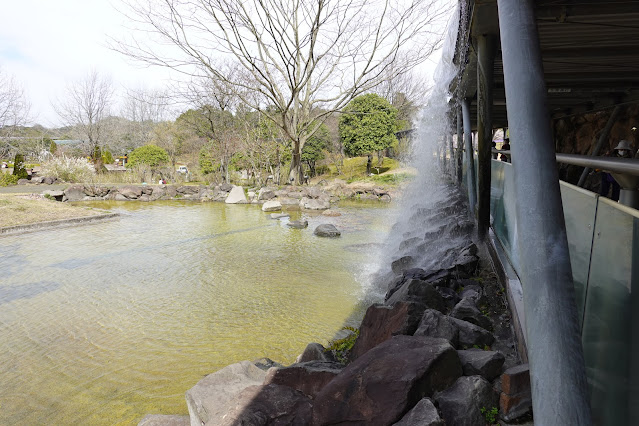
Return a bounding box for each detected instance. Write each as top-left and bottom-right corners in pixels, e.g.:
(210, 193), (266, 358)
(582, 198), (639, 425)
(559, 182), (598, 325)
(490, 160), (520, 274)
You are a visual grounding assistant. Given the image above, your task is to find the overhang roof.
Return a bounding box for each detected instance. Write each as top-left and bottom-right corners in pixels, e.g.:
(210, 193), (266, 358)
(451, 0), (639, 129)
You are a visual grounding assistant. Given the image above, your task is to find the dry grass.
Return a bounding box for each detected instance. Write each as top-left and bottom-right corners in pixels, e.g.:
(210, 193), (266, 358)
(0, 194), (106, 229)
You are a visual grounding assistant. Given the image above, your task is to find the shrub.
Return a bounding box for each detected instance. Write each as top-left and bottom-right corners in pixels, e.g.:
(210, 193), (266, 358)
(0, 173), (18, 186)
(40, 156), (96, 182)
(102, 150), (114, 165)
(326, 327), (359, 364)
(127, 145), (170, 168)
(12, 153), (28, 180)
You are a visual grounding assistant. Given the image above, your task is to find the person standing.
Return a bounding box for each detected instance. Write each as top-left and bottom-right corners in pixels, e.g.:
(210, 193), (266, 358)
(600, 140), (633, 201)
(500, 138), (511, 162)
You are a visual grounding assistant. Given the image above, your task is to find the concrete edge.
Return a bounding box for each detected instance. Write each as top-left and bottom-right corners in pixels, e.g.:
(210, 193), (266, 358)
(485, 228), (528, 363)
(0, 213), (120, 236)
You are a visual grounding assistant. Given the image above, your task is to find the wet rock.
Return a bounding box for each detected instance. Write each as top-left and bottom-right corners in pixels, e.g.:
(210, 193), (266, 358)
(313, 336), (462, 426)
(393, 397), (444, 426)
(185, 361), (267, 426)
(459, 284), (482, 303)
(287, 219), (308, 229)
(391, 255), (416, 275)
(450, 318), (495, 348)
(63, 185), (86, 201)
(137, 414), (190, 426)
(458, 349), (505, 381)
(453, 255), (480, 276)
(437, 286), (461, 310)
(314, 224), (340, 237)
(296, 342), (333, 363)
(399, 236), (422, 251)
(351, 302), (427, 360)
(220, 384), (312, 425)
(451, 297), (492, 331)
(435, 376), (498, 426)
(139, 194), (151, 202)
(262, 200), (282, 212)
(500, 364), (532, 422)
(385, 279), (446, 312)
(414, 309), (459, 347)
(224, 185), (248, 204)
(264, 361), (343, 399)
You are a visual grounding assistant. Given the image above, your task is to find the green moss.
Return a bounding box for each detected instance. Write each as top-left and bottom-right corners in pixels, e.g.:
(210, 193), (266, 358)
(326, 326), (359, 364)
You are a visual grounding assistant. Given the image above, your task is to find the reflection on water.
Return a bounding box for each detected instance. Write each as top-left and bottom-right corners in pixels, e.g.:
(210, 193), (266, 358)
(0, 200), (392, 425)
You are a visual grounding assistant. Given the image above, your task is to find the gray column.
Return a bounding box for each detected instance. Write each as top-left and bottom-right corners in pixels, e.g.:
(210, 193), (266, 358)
(497, 0), (592, 424)
(449, 131), (455, 177)
(476, 34), (497, 240)
(462, 98), (477, 214)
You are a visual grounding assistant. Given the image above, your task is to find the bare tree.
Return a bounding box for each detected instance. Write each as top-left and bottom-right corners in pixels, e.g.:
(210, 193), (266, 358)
(121, 86), (170, 147)
(0, 68), (32, 157)
(114, 0), (450, 183)
(55, 70), (114, 159)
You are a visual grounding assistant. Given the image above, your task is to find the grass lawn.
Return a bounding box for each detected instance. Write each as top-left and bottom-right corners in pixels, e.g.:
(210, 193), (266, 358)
(316, 156), (417, 186)
(0, 194), (107, 229)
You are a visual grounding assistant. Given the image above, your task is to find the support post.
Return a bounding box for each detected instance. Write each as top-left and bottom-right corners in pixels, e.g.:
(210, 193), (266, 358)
(449, 131), (455, 177)
(497, 0), (592, 424)
(456, 107), (463, 184)
(577, 105), (622, 187)
(462, 98), (477, 215)
(476, 35), (497, 240)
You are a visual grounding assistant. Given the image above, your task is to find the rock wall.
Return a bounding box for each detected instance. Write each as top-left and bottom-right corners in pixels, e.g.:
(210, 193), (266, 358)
(554, 102), (639, 188)
(52, 179), (394, 210)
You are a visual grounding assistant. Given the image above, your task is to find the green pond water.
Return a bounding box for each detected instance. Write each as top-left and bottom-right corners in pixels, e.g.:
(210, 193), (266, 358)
(0, 200), (393, 425)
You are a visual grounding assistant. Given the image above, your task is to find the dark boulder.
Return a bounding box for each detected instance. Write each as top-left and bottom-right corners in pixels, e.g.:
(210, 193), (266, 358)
(313, 224), (340, 237)
(386, 279), (446, 312)
(414, 309), (459, 347)
(393, 398), (444, 426)
(450, 297), (493, 331)
(264, 361), (343, 399)
(313, 336), (462, 426)
(296, 342), (333, 363)
(391, 255), (416, 274)
(351, 301), (427, 360)
(221, 384), (312, 425)
(434, 376), (498, 426)
(450, 318), (495, 348)
(457, 349), (505, 381)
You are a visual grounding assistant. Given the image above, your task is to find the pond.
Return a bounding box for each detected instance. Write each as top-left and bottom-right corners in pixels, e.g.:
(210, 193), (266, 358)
(0, 200), (394, 425)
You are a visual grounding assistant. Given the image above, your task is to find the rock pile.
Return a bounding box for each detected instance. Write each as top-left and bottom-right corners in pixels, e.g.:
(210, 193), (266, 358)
(138, 184), (532, 425)
(47, 180), (393, 210)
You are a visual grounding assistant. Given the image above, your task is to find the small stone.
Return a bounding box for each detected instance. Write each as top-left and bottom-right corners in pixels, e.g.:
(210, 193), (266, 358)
(314, 224), (340, 237)
(321, 209), (341, 217)
(270, 213), (290, 219)
(287, 219), (308, 229)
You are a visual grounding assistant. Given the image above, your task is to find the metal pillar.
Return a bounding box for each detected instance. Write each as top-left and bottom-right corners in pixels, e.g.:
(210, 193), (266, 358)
(462, 98), (477, 214)
(497, 0), (592, 424)
(449, 132), (455, 177)
(476, 35), (497, 240)
(456, 107), (463, 184)
(577, 105), (622, 187)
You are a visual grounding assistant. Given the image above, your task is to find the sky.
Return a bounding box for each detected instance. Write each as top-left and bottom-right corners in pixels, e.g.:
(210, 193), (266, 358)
(0, 0), (453, 129)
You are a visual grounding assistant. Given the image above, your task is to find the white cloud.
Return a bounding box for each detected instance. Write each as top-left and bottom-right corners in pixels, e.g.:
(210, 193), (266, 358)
(0, 0), (174, 127)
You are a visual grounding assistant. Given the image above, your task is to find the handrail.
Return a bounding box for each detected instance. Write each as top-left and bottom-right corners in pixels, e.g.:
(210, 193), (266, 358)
(555, 153), (639, 176)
